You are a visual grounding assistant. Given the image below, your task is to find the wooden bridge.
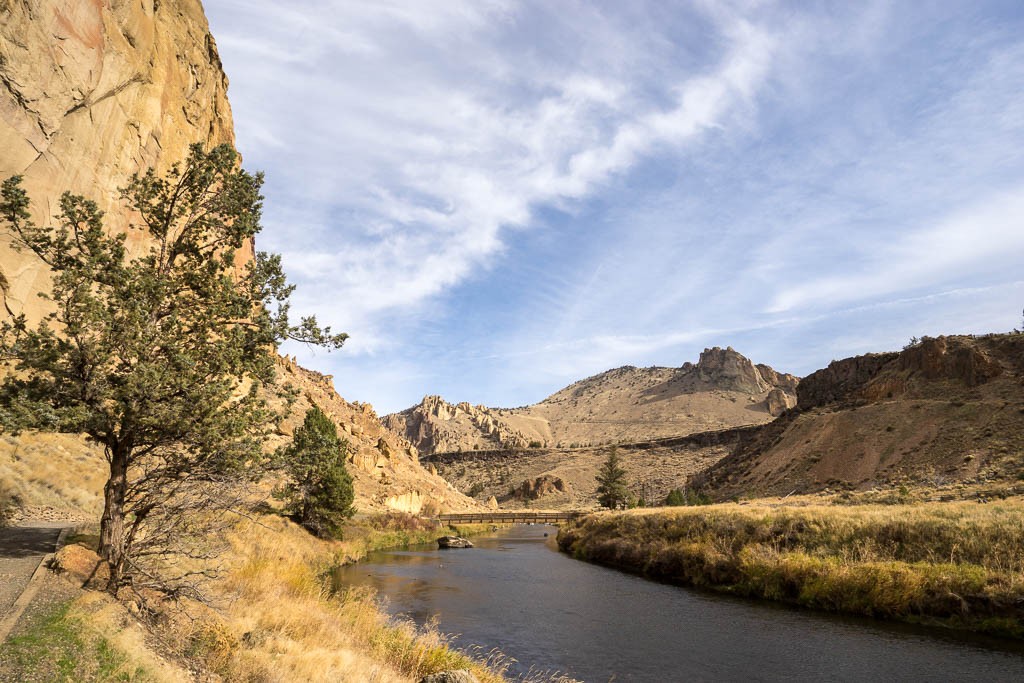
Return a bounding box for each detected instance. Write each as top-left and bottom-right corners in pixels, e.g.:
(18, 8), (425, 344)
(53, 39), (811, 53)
(436, 511), (587, 525)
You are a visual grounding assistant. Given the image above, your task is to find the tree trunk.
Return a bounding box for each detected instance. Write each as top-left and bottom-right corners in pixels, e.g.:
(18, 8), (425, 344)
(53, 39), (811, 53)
(99, 445), (129, 593)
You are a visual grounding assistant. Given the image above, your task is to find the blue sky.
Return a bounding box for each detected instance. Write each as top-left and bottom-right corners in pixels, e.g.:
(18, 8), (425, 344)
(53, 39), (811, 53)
(204, 1), (1024, 415)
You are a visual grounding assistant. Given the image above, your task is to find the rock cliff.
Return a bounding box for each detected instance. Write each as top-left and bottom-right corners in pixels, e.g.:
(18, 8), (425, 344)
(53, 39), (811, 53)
(385, 347), (799, 455)
(0, 0), (243, 324)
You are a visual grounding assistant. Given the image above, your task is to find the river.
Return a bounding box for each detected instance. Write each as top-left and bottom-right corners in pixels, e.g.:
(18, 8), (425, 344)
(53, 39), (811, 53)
(334, 525), (1024, 682)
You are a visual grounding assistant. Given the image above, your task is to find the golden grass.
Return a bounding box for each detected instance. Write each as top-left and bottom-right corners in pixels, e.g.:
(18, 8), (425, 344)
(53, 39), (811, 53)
(49, 513), (524, 682)
(196, 514), (509, 682)
(0, 432), (106, 519)
(558, 498), (1024, 637)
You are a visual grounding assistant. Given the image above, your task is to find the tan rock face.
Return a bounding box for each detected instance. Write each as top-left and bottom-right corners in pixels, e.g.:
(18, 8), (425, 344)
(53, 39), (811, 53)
(515, 474), (567, 500)
(696, 346), (769, 394)
(0, 0), (242, 325)
(765, 388), (796, 416)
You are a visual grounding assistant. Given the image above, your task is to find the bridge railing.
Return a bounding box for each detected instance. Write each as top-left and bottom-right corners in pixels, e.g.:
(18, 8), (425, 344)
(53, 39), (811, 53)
(436, 511), (587, 524)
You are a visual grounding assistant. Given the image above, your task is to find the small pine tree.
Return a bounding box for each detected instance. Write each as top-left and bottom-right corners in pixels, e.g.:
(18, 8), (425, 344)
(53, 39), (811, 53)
(664, 487), (711, 507)
(665, 488), (687, 506)
(595, 447), (629, 510)
(277, 406), (355, 538)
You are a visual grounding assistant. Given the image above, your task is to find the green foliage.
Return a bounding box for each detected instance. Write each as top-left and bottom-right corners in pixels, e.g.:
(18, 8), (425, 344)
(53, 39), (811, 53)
(664, 488), (711, 506)
(0, 144), (346, 591)
(276, 406), (355, 538)
(595, 447), (629, 510)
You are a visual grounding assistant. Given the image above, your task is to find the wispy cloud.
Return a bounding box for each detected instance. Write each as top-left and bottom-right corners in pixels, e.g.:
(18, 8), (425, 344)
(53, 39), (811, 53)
(209, 1), (779, 352)
(206, 1), (1024, 412)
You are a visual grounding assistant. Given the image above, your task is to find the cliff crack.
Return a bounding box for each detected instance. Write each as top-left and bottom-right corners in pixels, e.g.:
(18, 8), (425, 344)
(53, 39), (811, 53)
(65, 73), (144, 116)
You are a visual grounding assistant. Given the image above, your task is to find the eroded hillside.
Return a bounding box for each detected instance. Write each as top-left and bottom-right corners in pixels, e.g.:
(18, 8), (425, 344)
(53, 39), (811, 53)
(385, 346), (798, 454)
(694, 334), (1024, 500)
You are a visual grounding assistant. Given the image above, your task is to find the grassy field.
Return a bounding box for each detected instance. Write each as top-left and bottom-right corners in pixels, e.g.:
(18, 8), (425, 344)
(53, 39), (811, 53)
(558, 498), (1024, 637)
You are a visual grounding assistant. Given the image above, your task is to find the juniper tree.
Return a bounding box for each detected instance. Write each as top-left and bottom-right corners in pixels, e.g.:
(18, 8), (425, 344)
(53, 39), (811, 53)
(0, 144), (347, 593)
(275, 405), (355, 538)
(595, 447), (629, 510)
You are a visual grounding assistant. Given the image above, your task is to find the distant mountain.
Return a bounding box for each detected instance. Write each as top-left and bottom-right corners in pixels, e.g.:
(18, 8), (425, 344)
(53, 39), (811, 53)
(383, 347), (799, 455)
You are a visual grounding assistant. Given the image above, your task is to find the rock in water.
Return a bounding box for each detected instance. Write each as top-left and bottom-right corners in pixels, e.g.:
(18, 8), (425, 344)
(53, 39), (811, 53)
(437, 536), (474, 549)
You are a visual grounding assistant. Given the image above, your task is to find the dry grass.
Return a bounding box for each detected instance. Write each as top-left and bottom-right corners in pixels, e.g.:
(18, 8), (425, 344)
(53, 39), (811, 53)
(0, 432), (106, 521)
(49, 513), (530, 681)
(186, 514), (508, 682)
(558, 498), (1024, 637)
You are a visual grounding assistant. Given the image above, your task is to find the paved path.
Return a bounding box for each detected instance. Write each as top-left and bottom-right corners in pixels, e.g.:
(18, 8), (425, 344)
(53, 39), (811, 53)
(0, 522), (70, 642)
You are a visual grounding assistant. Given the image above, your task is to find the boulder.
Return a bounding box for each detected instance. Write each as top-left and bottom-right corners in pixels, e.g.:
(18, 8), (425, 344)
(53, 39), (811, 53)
(437, 536), (474, 549)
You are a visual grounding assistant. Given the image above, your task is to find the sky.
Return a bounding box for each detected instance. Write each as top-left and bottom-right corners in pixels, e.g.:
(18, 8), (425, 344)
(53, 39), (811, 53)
(204, 1), (1024, 415)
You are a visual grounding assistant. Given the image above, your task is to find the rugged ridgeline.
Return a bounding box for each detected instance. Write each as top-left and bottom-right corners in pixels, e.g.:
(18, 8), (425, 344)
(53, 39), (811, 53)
(0, 0), (245, 325)
(0, 0), (477, 518)
(384, 346), (798, 455)
(693, 334), (1024, 499)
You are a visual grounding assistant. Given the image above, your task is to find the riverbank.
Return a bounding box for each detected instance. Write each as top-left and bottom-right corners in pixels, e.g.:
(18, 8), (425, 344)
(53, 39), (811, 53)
(7, 513), (511, 682)
(213, 513), (509, 681)
(557, 498), (1024, 638)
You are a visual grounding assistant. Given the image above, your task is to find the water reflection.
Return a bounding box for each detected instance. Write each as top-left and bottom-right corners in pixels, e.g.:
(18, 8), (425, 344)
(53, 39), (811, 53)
(336, 526), (1024, 682)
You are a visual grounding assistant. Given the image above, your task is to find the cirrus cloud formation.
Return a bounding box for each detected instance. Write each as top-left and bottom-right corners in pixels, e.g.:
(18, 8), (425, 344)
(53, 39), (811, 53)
(206, 1), (1024, 413)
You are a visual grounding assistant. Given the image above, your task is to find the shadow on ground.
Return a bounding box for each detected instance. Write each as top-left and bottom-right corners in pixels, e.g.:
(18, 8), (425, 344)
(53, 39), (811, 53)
(0, 526), (63, 559)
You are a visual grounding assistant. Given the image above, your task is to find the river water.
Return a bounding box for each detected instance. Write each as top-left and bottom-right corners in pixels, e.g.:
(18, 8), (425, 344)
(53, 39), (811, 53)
(334, 525), (1024, 682)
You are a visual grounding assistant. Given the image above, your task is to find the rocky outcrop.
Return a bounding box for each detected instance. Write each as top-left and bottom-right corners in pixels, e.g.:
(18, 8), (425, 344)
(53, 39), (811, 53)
(765, 388), (796, 416)
(797, 353), (899, 410)
(797, 336), (1005, 411)
(515, 474), (567, 500)
(756, 363), (800, 394)
(383, 395), (537, 454)
(695, 346), (769, 394)
(897, 337), (1002, 387)
(0, 0), (245, 326)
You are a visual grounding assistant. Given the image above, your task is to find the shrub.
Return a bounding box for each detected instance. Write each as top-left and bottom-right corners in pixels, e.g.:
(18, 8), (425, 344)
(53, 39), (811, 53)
(664, 488), (711, 506)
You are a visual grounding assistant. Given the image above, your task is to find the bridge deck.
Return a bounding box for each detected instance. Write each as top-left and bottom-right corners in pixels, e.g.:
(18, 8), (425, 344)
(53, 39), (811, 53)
(437, 511), (586, 524)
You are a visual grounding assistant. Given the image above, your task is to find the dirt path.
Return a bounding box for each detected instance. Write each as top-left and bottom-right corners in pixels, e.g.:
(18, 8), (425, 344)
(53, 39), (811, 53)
(0, 522), (71, 640)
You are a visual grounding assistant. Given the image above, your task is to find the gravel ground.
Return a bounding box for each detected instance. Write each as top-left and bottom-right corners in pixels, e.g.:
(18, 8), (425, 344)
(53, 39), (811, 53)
(0, 572), (84, 682)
